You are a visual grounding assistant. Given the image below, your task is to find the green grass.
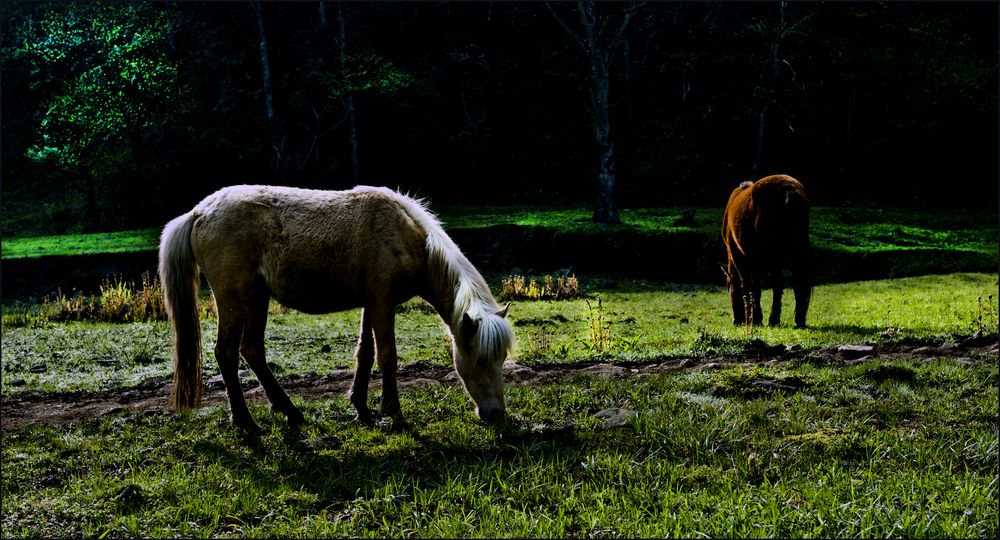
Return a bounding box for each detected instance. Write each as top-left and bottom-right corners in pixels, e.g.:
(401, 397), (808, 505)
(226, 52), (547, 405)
(2, 354), (995, 537)
(3, 273), (996, 395)
(0, 228), (160, 259)
(2, 273), (997, 537)
(3, 206), (995, 261)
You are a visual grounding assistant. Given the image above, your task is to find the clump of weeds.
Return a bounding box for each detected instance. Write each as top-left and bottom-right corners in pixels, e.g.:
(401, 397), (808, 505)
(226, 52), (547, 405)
(500, 273), (582, 301)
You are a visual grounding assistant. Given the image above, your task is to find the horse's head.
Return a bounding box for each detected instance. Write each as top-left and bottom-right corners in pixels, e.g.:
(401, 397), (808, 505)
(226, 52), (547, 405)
(453, 303), (513, 424)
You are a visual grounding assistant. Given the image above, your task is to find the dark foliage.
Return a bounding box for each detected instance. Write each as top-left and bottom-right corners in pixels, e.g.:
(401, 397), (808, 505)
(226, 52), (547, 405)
(1, 2), (996, 235)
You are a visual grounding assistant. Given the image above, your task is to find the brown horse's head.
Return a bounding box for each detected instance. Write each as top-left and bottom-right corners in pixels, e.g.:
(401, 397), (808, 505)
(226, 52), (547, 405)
(452, 303), (513, 423)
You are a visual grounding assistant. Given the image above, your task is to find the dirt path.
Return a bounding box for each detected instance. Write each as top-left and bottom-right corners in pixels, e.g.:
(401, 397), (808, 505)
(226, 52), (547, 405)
(2, 339), (995, 433)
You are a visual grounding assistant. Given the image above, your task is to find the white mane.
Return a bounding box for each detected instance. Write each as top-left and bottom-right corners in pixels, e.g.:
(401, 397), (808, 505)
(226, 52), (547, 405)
(391, 190), (515, 361)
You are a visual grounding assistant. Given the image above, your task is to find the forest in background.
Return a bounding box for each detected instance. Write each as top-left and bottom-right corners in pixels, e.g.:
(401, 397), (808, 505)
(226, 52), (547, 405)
(1, 1), (997, 235)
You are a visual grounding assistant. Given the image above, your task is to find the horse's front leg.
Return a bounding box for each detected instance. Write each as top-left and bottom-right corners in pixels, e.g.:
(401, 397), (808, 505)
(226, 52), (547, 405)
(370, 303), (406, 427)
(348, 307), (376, 425)
(727, 260), (746, 325)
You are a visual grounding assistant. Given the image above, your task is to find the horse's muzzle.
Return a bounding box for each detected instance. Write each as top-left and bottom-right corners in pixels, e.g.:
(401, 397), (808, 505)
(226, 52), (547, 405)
(476, 404), (506, 424)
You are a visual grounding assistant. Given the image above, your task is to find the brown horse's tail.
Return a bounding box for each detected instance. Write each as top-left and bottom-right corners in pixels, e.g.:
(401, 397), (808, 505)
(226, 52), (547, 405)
(158, 212), (203, 410)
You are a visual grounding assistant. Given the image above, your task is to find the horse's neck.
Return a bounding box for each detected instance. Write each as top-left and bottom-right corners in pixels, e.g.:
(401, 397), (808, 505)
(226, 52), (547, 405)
(423, 259), (493, 330)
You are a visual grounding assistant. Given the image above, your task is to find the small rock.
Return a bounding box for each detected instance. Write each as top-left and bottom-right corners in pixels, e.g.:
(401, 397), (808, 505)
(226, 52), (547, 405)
(836, 344), (874, 359)
(594, 408), (637, 428)
(749, 380), (798, 392)
(503, 360), (538, 381)
(399, 377), (441, 388)
(582, 364), (628, 378)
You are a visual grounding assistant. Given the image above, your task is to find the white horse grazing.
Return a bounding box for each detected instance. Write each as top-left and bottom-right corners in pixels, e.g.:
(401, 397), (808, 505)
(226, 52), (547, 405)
(159, 185), (514, 434)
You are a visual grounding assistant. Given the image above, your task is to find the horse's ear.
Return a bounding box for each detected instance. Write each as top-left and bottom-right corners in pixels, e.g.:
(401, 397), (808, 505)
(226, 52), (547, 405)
(496, 302), (510, 319)
(462, 312), (480, 335)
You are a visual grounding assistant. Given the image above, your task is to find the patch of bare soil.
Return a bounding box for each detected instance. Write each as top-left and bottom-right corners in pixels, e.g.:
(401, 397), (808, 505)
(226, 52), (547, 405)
(2, 338), (996, 433)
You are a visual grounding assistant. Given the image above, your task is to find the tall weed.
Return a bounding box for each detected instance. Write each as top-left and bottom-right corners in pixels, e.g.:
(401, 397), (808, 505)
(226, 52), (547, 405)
(583, 296), (613, 353)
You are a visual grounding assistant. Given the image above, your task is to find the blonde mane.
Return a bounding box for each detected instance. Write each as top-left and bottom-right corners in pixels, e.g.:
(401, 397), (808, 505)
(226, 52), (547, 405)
(391, 190), (515, 361)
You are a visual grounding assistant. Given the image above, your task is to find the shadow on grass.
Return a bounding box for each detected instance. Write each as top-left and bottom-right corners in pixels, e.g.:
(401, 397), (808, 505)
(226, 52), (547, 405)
(184, 408), (591, 512)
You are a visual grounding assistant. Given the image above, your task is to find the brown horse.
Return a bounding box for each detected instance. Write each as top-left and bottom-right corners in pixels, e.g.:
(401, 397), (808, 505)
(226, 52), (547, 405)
(159, 185), (514, 433)
(722, 174), (812, 328)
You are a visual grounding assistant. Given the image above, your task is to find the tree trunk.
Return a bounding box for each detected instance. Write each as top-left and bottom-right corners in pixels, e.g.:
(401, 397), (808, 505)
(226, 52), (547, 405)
(590, 58), (620, 224)
(253, 1), (282, 172)
(753, 103), (769, 176)
(337, 3), (359, 181)
(253, 2), (274, 123)
(549, 0), (633, 225)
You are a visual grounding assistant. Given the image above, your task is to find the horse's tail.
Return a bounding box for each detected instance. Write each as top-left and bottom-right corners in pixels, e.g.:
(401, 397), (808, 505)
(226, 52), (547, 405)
(158, 212), (203, 410)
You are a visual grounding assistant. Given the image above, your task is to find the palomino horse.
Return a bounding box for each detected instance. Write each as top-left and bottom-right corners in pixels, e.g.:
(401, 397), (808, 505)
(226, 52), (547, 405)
(722, 174), (812, 328)
(159, 185), (514, 433)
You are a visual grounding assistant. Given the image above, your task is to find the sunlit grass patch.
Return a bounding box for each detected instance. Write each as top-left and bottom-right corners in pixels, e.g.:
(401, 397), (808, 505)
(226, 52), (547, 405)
(1, 228), (160, 259)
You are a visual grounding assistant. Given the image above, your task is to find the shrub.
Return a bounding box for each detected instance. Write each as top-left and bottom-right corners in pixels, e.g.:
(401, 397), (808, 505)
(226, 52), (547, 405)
(40, 272), (168, 323)
(500, 273), (582, 301)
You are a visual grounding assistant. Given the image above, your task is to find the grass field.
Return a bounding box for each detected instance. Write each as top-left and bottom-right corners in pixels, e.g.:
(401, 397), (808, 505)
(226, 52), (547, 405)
(2, 206), (996, 261)
(1, 272), (997, 537)
(2, 273), (996, 395)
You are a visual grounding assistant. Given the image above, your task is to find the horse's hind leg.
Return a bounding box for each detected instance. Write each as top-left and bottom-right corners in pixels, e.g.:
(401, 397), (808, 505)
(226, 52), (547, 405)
(241, 287), (304, 427)
(768, 266), (784, 327)
(214, 299), (261, 434)
(348, 307), (376, 425)
(791, 256), (812, 329)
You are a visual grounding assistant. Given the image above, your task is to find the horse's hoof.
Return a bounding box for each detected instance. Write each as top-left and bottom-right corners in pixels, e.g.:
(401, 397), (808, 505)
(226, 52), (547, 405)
(233, 419), (265, 437)
(284, 408), (305, 427)
(355, 410), (375, 426)
(388, 414), (410, 433)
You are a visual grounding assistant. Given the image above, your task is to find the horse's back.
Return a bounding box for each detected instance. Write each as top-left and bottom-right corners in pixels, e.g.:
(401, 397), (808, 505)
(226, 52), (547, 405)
(189, 185), (429, 313)
(723, 174), (809, 254)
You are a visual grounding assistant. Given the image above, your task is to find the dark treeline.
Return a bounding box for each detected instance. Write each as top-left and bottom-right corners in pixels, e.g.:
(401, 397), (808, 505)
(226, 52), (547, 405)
(1, 1), (996, 234)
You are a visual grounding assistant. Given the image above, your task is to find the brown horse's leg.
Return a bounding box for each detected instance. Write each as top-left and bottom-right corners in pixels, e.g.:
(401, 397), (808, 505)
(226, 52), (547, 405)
(240, 287), (304, 427)
(348, 307), (376, 425)
(768, 265), (784, 327)
(727, 261), (747, 325)
(215, 303), (261, 434)
(791, 253), (812, 329)
(370, 303), (405, 426)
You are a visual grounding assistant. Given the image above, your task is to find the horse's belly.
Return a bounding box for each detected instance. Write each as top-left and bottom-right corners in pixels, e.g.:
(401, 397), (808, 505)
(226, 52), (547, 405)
(271, 286), (362, 314)
(265, 268), (363, 314)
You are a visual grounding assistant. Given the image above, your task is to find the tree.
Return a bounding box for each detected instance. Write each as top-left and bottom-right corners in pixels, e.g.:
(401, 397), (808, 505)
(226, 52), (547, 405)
(252, 1), (281, 171)
(748, 1), (811, 176)
(337, 3), (360, 181)
(548, 1), (642, 224)
(4, 2), (181, 229)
